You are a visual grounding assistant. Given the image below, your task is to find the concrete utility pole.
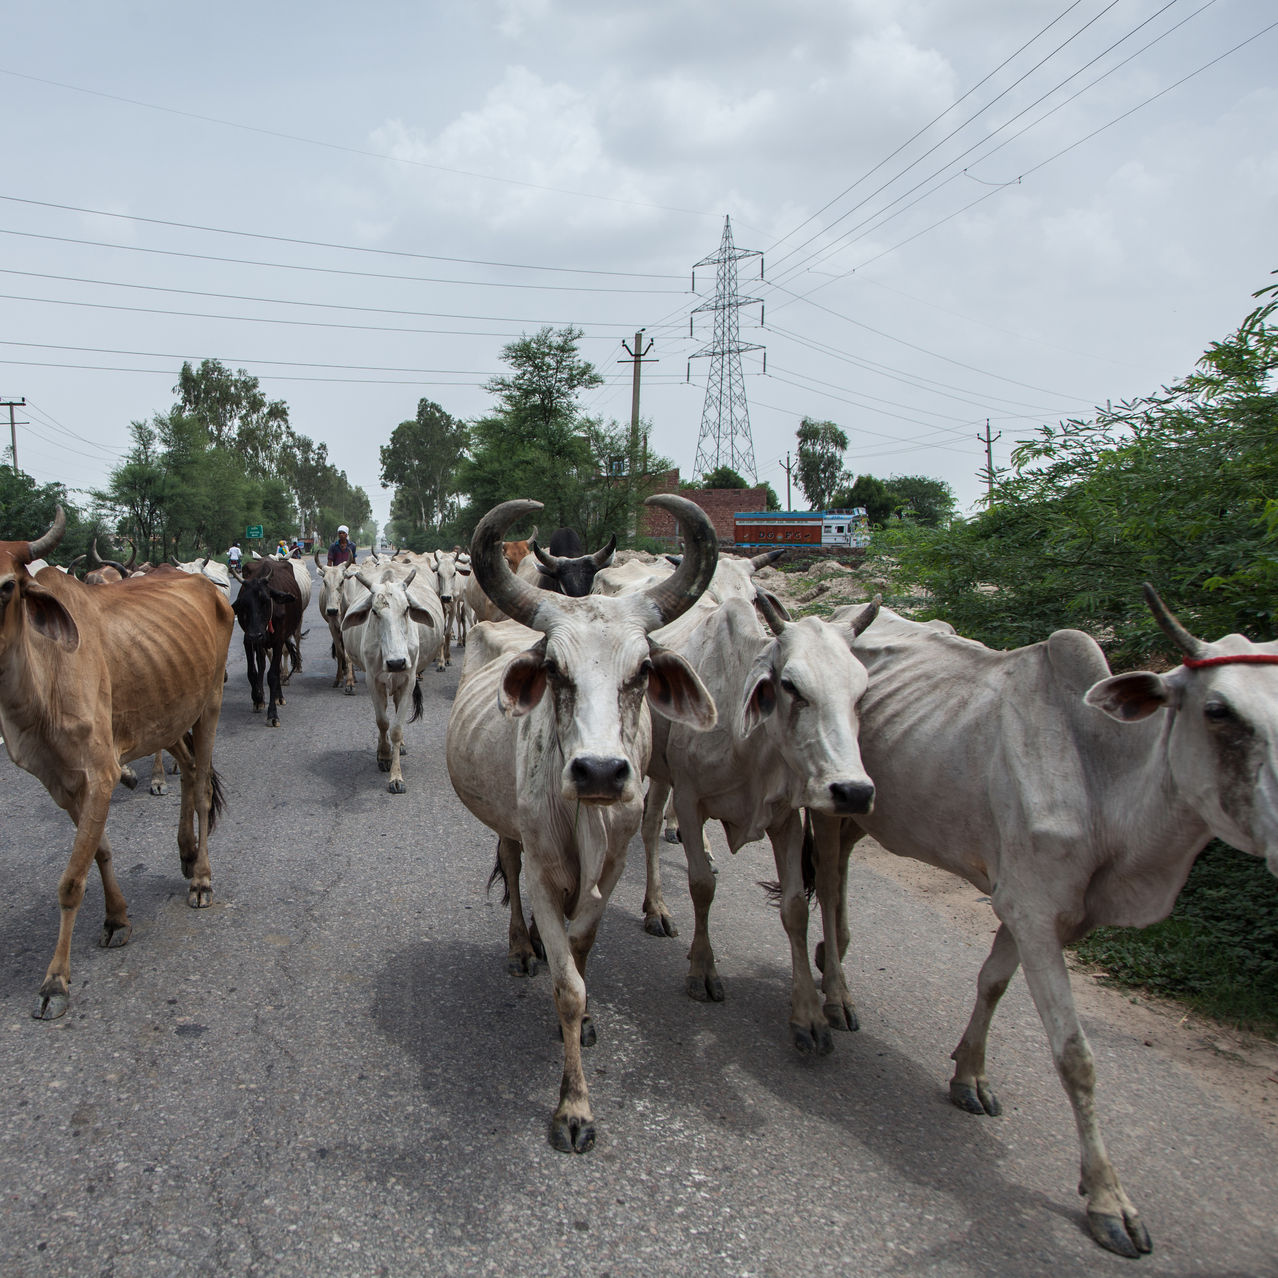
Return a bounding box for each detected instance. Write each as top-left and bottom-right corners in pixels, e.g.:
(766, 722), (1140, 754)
(619, 333), (656, 538)
(2, 398), (26, 471)
(978, 419), (1002, 501)
(781, 452), (795, 509)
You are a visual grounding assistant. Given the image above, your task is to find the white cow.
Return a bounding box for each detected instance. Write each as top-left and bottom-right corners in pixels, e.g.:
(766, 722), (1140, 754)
(313, 550), (357, 692)
(171, 555), (231, 596)
(429, 549), (471, 670)
(446, 496), (718, 1154)
(640, 588), (880, 1050)
(809, 588), (1278, 1258)
(341, 564), (442, 792)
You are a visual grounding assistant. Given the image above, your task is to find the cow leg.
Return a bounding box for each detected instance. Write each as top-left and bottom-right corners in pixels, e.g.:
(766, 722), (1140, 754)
(172, 727), (216, 908)
(809, 811), (859, 1031)
(640, 777), (678, 937)
(36, 785), (116, 1020)
(384, 685), (409, 794)
(769, 811), (833, 1055)
(663, 793), (680, 844)
(498, 838), (543, 976)
(1004, 908), (1152, 1258)
(675, 792), (723, 1002)
(949, 923), (1019, 1116)
(266, 646), (285, 725)
(150, 749), (168, 796)
(246, 639), (265, 712)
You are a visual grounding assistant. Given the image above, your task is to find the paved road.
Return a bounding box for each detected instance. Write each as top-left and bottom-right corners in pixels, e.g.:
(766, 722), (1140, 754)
(0, 583), (1275, 1277)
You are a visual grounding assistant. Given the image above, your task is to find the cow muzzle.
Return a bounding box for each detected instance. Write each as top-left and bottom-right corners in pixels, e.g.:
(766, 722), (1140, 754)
(828, 779), (875, 815)
(385, 657), (408, 673)
(567, 755), (632, 802)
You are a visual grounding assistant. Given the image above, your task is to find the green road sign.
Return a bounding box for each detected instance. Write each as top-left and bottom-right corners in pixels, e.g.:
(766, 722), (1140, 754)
(246, 525), (264, 539)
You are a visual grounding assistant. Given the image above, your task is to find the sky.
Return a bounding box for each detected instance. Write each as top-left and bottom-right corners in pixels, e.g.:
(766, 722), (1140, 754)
(2, 0), (1275, 535)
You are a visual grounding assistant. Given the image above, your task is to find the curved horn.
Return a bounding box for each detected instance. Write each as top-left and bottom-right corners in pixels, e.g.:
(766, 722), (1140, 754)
(123, 540), (137, 571)
(355, 570), (375, 591)
(67, 553), (86, 577)
(531, 540), (562, 577)
(88, 539), (105, 570)
(847, 594), (881, 638)
(1143, 582), (1204, 658)
(200, 556), (210, 570)
(750, 548), (787, 571)
(640, 495), (718, 628)
(102, 558), (130, 579)
(170, 555), (182, 566)
(402, 567), (417, 590)
(26, 505), (66, 562)
(472, 500), (559, 630)
(592, 533), (618, 569)
(314, 549), (324, 571)
(755, 588), (789, 637)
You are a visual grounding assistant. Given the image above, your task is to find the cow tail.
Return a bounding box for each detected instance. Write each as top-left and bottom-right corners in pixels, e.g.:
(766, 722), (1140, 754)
(409, 680), (424, 724)
(208, 767), (227, 833)
(757, 810), (818, 905)
(487, 847), (511, 906)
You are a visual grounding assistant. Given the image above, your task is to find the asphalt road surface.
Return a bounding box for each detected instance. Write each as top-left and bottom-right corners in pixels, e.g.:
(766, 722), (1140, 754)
(0, 579), (1275, 1277)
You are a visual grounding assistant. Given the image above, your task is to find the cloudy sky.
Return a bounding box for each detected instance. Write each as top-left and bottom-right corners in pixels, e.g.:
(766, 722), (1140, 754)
(2, 0), (1275, 533)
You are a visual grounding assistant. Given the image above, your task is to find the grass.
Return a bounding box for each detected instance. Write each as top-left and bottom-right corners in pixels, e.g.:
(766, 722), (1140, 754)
(1072, 841), (1278, 1038)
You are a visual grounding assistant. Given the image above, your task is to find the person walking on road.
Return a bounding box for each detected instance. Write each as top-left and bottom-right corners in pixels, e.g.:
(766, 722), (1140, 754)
(327, 525), (357, 567)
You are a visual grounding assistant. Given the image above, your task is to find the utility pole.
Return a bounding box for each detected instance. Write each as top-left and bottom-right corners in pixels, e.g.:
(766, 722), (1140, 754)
(977, 419), (1001, 501)
(619, 332), (656, 538)
(781, 452), (795, 509)
(2, 398), (26, 471)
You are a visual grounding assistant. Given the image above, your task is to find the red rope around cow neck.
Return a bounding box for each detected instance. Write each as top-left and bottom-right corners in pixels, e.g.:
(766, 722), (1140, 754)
(1182, 654), (1278, 668)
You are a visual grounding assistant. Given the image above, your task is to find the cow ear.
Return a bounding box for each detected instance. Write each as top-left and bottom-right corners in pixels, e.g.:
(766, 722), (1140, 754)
(647, 646), (717, 731)
(269, 588), (293, 603)
(407, 606), (436, 628)
(500, 641), (548, 717)
(342, 601), (371, 631)
(456, 564), (471, 576)
(1085, 671), (1174, 721)
(25, 585), (79, 651)
(740, 663), (777, 735)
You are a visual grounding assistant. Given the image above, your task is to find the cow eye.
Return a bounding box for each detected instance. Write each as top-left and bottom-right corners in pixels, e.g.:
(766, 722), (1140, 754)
(780, 677), (806, 705)
(1204, 700), (1236, 723)
(0, 580), (14, 606)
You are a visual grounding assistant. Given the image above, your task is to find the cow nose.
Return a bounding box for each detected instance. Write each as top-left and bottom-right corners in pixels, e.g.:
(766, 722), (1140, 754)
(829, 780), (875, 814)
(569, 755), (631, 799)
(385, 657), (408, 672)
(326, 607), (339, 617)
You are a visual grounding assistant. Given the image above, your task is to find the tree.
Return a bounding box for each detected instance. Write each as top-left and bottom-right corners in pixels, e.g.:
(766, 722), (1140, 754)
(836, 474), (896, 527)
(886, 474), (955, 527)
(700, 465), (748, 489)
(795, 418), (849, 510)
(483, 326), (603, 444)
(873, 276), (1278, 666)
(174, 359), (291, 477)
(380, 399), (469, 545)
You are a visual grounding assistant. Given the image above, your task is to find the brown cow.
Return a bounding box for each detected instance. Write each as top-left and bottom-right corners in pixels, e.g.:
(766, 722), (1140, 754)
(0, 508), (234, 1019)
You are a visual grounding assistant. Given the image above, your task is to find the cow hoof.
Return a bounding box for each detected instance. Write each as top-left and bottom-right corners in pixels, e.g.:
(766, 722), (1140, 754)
(32, 979), (70, 1021)
(507, 953), (541, 977)
(548, 1114), (595, 1155)
(377, 757), (391, 772)
(119, 765), (139, 790)
(252, 703), (264, 713)
(792, 1022), (834, 1055)
(1087, 1209), (1152, 1258)
(100, 919), (132, 948)
(949, 1079), (1002, 1116)
(150, 780), (168, 797)
(687, 972), (725, 1003)
(387, 779), (406, 794)
(276, 695), (286, 706)
(824, 1001), (859, 1032)
(188, 884), (213, 908)
(344, 685), (356, 696)
(581, 1015), (596, 1048)
(643, 912), (678, 938)
(267, 718), (280, 728)
(663, 828), (681, 844)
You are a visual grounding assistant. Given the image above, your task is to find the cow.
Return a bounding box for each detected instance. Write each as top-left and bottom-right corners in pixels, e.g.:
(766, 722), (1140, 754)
(172, 555), (231, 596)
(638, 589), (880, 1049)
(0, 507), (233, 1019)
(531, 531), (617, 597)
(314, 549), (358, 692)
(234, 555), (310, 685)
(429, 549), (471, 670)
(446, 496), (717, 1153)
(231, 558), (304, 726)
(341, 564), (442, 792)
(461, 525), (539, 625)
(805, 588), (1278, 1258)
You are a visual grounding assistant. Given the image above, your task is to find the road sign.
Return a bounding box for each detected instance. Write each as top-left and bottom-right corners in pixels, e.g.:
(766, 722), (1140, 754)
(246, 525), (263, 539)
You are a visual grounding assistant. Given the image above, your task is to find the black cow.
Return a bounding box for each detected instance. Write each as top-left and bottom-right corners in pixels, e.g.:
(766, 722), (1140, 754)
(231, 559), (304, 726)
(532, 529), (618, 597)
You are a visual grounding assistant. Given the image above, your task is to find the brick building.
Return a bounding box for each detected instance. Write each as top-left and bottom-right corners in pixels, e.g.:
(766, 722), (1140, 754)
(639, 470), (768, 546)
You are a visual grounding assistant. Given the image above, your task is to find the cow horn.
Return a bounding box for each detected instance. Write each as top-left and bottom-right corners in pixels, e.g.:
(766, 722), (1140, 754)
(1143, 582), (1205, 658)
(102, 557), (129, 579)
(67, 553), (86, 577)
(750, 548), (787, 571)
(403, 568), (417, 590)
(88, 539), (105, 569)
(26, 505), (66, 562)
(124, 540), (137, 571)
(472, 500), (559, 630)
(639, 495), (718, 628)
(314, 549), (324, 571)
(755, 588), (789, 636)
(170, 555), (182, 566)
(848, 594), (881, 638)
(200, 556), (210, 570)
(531, 540), (562, 577)
(592, 534), (618, 569)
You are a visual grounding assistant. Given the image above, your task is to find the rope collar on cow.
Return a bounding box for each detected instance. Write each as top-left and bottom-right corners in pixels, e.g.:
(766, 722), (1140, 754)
(1182, 654), (1278, 668)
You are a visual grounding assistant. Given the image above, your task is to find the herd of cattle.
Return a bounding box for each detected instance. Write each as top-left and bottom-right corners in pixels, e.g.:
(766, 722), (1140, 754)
(3, 495), (1278, 1260)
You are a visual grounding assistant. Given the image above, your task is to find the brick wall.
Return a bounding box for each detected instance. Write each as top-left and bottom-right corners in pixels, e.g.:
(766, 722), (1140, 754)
(640, 472), (767, 545)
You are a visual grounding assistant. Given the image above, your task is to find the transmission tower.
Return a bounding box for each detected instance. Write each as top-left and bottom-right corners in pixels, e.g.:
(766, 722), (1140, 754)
(688, 216), (765, 481)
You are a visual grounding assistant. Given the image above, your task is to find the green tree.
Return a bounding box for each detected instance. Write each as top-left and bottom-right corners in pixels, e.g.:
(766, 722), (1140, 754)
(837, 474), (896, 527)
(795, 418), (849, 510)
(380, 399), (469, 545)
(873, 276), (1278, 665)
(700, 465), (748, 489)
(887, 474), (955, 527)
(174, 359), (291, 477)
